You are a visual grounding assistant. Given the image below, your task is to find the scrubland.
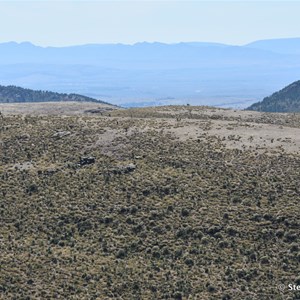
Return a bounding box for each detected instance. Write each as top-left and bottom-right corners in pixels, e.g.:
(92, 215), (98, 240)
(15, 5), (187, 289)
(0, 104), (299, 299)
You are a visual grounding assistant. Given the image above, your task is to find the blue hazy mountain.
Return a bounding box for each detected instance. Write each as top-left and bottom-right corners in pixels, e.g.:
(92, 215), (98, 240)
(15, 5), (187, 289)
(245, 37), (300, 55)
(1, 39), (300, 107)
(0, 41), (285, 67)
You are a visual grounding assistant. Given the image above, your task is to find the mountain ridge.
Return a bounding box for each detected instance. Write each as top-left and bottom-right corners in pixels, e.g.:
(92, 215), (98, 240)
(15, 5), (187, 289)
(0, 85), (112, 105)
(247, 80), (300, 112)
(245, 37), (300, 55)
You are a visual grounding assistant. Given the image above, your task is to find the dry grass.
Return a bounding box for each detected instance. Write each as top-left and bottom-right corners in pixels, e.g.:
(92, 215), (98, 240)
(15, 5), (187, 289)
(0, 104), (299, 299)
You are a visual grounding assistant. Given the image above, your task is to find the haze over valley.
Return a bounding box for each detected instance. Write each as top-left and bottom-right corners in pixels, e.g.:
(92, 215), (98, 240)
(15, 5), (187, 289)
(1, 38), (300, 108)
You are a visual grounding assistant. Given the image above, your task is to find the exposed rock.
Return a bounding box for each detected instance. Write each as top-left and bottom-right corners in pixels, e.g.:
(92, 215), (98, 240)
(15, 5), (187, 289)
(84, 108), (114, 114)
(52, 131), (71, 138)
(112, 163), (136, 174)
(13, 161), (34, 171)
(37, 168), (59, 176)
(79, 157), (95, 166)
(17, 133), (30, 140)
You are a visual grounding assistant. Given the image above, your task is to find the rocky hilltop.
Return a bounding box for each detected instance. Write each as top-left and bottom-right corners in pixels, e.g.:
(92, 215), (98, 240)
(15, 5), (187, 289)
(247, 80), (300, 112)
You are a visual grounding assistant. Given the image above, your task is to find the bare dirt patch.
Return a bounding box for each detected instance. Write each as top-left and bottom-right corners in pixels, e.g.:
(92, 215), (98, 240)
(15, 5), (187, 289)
(0, 101), (118, 115)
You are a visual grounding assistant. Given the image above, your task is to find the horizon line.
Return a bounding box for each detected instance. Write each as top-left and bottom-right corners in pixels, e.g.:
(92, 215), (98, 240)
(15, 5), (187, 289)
(1, 36), (300, 48)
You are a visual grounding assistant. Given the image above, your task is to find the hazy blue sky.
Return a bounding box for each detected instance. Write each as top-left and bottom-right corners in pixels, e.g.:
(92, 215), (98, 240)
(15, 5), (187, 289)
(0, 1), (299, 46)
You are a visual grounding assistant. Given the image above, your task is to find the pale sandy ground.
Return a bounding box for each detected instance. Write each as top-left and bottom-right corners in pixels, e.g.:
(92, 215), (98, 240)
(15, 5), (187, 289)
(1, 102), (299, 155)
(89, 116), (300, 156)
(0, 101), (117, 115)
(162, 119), (300, 155)
(125, 106), (300, 155)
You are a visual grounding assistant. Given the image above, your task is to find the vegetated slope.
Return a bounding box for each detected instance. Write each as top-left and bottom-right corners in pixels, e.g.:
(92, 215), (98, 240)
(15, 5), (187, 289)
(247, 80), (300, 112)
(1, 106), (300, 299)
(0, 85), (109, 104)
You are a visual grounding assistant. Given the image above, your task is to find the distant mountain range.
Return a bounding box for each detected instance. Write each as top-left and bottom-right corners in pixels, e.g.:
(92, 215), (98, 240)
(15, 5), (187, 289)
(247, 80), (300, 113)
(0, 85), (109, 104)
(245, 37), (300, 55)
(1, 38), (300, 107)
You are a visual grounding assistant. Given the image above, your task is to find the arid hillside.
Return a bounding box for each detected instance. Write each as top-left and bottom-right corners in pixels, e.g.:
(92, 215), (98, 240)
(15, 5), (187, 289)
(1, 103), (299, 299)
